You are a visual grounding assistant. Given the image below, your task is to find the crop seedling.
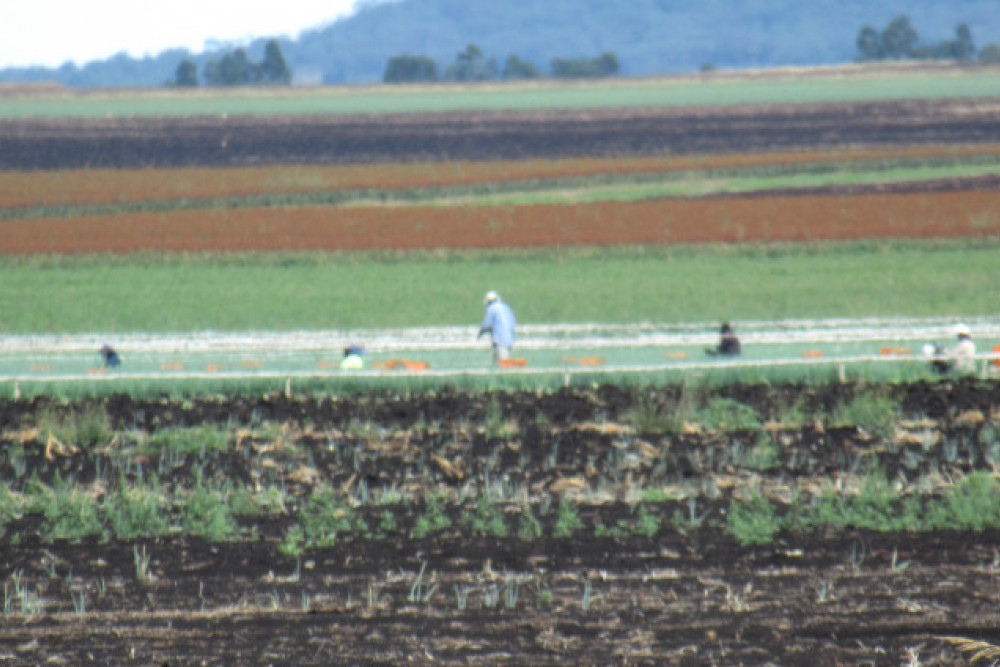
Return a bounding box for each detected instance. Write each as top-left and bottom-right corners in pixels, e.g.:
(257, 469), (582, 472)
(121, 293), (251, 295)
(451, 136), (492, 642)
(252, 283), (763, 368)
(829, 390), (900, 440)
(133, 545), (152, 581)
(503, 576), (520, 610)
(744, 434), (780, 471)
(482, 583), (500, 609)
(927, 471), (1000, 531)
(625, 394), (675, 435)
(103, 480), (170, 539)
(516, 504), (543, 540)
(552, 496), (585, 538)
(694, 398), (762, 432)
(70, 588), (86, 615)
(454, 584), (472, 610)
(147, 425), (229, 456)
(376, 510), (398, 537)
(465, 493), (508, 537)
(408, 561), (437, 604)
(182, 481), (240, 542)
(36, 403), (113, 450)
(37, 474), (104, 543)
(581, 580), (600, 611)
(725, 489), (780, 546)
(298, 484), (368, 548)
(484, 395), (519, 440)
(411, 493), (452, 539)
(278, 524), (305, 558)
(632, 504), (661, 538)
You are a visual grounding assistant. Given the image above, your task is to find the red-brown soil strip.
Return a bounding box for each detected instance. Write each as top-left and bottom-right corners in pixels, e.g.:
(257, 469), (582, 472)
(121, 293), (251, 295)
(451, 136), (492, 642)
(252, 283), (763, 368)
(3, 143), (999, 209)
(3, 188), (998, 253)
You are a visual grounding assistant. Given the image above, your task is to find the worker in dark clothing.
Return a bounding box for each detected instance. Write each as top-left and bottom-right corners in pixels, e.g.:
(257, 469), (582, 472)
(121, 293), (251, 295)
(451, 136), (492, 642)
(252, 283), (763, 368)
(706, 323), (741, 356)
(100, 345), (121, 368)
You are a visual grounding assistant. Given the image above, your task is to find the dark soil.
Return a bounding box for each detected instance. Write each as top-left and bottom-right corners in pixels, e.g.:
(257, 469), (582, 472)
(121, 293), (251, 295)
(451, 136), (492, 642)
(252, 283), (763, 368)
(0, 379), (998, 664)
(3, 98), (1000, 170)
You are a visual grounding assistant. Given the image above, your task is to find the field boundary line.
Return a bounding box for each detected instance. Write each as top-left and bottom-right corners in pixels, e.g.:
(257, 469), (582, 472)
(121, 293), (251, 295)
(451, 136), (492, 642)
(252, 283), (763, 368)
(3, 352), (997, 385)
(2, 316), (999, 354)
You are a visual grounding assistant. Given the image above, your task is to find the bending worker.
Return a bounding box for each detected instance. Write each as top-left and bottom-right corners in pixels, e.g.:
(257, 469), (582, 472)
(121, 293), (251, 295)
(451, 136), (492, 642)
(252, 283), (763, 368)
(340, 344), (365, 370)
(478, 291), (516, 364)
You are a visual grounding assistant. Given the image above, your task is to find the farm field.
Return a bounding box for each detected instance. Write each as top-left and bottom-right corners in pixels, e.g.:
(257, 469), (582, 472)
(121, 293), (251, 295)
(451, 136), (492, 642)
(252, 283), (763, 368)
(3, 316), (1000, 399)
(2, 381), (1000, 665)
(3, 65), (1000, 664)
(0, 62), (998, 119)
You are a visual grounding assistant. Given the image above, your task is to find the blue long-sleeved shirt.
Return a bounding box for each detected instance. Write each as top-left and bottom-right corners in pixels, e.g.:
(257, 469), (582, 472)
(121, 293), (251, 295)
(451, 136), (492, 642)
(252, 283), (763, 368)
(479, 300), (515, 347)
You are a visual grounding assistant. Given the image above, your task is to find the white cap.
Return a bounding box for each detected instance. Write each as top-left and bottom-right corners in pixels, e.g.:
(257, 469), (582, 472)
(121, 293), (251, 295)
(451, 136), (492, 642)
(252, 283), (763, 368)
(953, 323), (971, 337)
(484, 291), (499, 304)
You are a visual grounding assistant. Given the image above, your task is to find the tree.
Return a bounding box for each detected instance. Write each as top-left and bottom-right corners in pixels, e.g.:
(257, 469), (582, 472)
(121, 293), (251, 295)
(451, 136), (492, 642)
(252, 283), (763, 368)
(203, 42), (292, 86)
(856, 25), (883, 61)
(383, 54), (437, 83)
(502, 55), (540, 79)
(259, 39), (292, 84)
(979, 43), (1000, 63)
(551, 52), (620, 78)
(444, 44), (498, 81)
(880, 15), (918, 59)
(174, 59), (198, 87)
(203, 49), (252, 85)
(596, 52), (620, 76)
(950, 23), (976, 60)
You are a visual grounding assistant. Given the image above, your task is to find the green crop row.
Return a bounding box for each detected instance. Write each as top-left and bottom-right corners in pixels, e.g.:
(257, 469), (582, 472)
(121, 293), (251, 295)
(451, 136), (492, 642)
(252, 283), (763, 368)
(3, 470), (998, 549)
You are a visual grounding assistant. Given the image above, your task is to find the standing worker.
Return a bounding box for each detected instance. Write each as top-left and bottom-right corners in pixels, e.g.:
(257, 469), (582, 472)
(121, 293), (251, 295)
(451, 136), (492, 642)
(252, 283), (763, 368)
(950, 323), (976, 374)
(478, 291), (516, 365)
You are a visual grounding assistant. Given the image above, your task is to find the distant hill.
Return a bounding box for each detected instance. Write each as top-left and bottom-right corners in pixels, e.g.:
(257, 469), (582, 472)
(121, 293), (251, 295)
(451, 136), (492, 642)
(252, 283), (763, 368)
(2, 0), (998, 87)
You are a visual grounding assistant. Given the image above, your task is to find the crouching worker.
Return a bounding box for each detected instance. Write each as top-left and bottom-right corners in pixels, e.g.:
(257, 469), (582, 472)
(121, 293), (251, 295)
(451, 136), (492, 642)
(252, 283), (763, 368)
(340, 344), (365, 370)
(705, 323), (741, 356)
(478, 291), (516, 365)
(100, 344), (121, 368)
(925, 324), (975, 375)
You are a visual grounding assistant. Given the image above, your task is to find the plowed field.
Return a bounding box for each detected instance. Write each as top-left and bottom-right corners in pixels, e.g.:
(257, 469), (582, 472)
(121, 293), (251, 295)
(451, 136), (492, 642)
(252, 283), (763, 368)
(4, 99), (1000, 170)
(1, 381), (999, 665)
(2, 97), (1000, 253)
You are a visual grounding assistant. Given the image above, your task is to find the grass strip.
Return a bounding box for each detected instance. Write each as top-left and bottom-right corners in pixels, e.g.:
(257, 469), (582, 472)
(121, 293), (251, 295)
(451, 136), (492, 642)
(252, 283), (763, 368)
(0, 240), (998, 333)
(1, 66), (997, 118)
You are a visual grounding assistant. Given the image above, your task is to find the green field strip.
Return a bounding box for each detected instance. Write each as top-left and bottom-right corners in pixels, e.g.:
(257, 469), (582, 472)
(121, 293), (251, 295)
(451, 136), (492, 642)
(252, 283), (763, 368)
(4, 154), (999, 221)
(2, 68), (999, 118)
(2, 240), (1000, 334)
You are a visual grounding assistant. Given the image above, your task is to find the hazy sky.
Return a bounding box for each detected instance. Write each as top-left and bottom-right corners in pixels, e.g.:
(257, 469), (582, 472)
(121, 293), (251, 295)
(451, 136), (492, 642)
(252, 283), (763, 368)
(0, 0), (361, 68)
